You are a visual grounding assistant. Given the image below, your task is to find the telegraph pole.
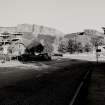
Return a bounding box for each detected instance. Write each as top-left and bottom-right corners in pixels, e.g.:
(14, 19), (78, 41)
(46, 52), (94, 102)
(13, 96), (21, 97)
(96, 43), (99, 64)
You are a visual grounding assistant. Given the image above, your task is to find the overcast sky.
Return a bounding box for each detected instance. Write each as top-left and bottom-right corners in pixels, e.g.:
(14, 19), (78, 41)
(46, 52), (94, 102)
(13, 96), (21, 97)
(0, 0), (105, 33)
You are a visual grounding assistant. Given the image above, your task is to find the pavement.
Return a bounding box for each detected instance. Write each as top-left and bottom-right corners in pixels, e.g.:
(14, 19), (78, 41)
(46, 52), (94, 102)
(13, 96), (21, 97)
(0, 60), (24, 67)
(85, 63), (105, 105)
(63, 53), (105, 62)
(0, 60), (49, 69)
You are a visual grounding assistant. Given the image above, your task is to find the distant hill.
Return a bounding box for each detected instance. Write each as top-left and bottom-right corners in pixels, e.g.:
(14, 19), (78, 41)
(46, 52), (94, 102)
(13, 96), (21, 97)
(64, 29), (105, 47)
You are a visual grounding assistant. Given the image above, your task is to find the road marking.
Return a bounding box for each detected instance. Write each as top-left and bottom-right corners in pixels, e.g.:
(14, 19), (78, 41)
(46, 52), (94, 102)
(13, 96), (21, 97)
(69, 70), (90, 105)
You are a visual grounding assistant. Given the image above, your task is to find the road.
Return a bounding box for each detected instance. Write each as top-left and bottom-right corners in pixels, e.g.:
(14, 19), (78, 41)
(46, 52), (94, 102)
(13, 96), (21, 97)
(0, 59), (93, 105)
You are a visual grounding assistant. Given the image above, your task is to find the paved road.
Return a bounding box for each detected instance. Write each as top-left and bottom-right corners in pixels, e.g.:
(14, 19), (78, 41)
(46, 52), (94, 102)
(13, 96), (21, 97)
(0, 59), (93, 105)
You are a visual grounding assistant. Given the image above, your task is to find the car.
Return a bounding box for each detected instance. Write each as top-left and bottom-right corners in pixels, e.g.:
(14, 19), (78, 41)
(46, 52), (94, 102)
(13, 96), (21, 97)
(17, 53), (51, 62)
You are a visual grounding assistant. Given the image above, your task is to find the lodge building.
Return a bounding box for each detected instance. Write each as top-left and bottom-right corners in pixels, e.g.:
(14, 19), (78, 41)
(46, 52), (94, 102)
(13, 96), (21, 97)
(0, 32), (26, 60)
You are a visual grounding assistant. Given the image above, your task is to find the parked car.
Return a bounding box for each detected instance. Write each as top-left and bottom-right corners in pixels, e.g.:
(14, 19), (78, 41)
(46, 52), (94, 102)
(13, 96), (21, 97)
(17, 53), (51, 62)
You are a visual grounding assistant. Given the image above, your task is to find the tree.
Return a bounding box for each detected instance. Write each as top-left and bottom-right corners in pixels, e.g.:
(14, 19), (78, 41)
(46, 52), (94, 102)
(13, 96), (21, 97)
(97, 36), (105, 46)
(26, 39), (44, 55)
(43, 41), (54, 55)
(84, 43), (92, 52)
(76, 42), (83, 53)
(67, 39), (76, 53)
(91, 36), (104, 47)
(58, 38), (69, 53)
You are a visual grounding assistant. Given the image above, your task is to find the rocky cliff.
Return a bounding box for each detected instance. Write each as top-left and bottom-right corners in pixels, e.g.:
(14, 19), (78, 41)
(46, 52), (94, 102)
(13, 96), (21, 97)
(0, 24), (64, 37)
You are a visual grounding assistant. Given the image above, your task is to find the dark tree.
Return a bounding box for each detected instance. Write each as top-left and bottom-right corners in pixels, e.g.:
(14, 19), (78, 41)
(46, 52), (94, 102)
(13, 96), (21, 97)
(43, 41), (54, 55)
(84, 43), (92, 52)
(67, 39), (75, 53)
(76, 42), (83, 53)
(91, 36), (104, 47)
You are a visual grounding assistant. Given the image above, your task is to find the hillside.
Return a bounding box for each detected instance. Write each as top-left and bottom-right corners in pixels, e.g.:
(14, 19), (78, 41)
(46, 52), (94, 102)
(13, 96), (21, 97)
(0, 24), (64, 37)
(64, 29), (105, 47)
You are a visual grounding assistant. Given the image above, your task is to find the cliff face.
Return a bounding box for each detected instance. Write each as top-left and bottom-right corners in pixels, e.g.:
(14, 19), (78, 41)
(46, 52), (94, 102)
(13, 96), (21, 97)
(0, 24), (64, 37)
(17, 24), (64, 37)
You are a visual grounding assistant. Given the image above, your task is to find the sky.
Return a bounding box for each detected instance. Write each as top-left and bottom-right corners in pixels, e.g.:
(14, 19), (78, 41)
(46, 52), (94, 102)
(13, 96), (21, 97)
(0, 0), (105, 34)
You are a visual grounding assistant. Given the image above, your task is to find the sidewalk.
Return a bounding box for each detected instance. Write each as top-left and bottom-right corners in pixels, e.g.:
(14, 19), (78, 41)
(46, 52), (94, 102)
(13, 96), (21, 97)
(0, 60), (50, 70)
(86, 63), (105, 105)
(63, 53), (105, 62)
(0, 60), (23, 67)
